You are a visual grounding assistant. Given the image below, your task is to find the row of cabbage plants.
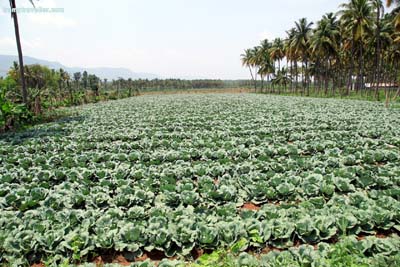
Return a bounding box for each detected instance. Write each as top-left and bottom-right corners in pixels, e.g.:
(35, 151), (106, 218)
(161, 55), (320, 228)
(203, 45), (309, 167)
(0, 94), (399, 265)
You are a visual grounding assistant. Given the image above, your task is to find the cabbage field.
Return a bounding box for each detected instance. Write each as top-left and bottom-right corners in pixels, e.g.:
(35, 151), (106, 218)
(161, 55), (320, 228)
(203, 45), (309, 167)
(0, 94), (400, 266)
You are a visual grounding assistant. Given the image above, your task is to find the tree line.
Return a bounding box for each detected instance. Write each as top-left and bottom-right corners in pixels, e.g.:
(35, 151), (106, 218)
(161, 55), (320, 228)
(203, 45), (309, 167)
(2, 1), (242, 131)
(241, 0), (400, 106)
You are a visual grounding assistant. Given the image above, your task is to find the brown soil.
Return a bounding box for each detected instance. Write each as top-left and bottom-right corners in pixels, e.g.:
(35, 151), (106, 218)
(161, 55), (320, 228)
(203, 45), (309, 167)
(113, 255), (131, 266)
(356, 235), (366, 241)
(259, 246), (283, 254)
(142, 88), (251, 96)
(191, 248), (204, 259)
(357, 232), (389, 241)
(93, 256), (103, 265)
(241, 203), (261, 211)
(31, 263), (45, 267)
(293, 239), (302, 248)
(375, 233), (388, 239)
(375, 162), (387, 167)
(134, 250), (179, 266)
(134, 254), (148, 262)
(92, 253), (130, 266)
(135, 250), (166, 262)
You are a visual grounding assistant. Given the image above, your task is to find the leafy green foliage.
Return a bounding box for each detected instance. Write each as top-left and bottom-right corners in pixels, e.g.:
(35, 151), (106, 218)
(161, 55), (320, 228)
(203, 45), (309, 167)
(0, 94), (399, 265)
(0, 87), (31, 130)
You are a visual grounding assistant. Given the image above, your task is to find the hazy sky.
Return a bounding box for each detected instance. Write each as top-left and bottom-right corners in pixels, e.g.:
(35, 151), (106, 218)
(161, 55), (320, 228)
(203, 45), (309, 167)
(0, 0), (349, 79)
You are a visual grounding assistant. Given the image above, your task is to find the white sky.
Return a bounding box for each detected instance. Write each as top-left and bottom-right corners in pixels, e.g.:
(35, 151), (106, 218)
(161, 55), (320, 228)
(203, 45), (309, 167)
(1, 0), (353, 79)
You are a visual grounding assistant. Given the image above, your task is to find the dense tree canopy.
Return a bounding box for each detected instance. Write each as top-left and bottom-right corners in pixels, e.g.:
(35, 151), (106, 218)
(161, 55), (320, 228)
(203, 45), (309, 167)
(241, 0), (400, 104)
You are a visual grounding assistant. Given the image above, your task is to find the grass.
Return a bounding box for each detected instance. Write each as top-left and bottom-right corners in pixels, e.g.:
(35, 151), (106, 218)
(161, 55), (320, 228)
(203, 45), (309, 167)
(254, 86), (400, 105)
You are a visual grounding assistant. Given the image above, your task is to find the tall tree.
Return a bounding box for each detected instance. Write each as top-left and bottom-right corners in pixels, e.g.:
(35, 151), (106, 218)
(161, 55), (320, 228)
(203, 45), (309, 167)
(73, 72), (82, 91)
(270, 38), (285, 71)
(82, 71), (88, 90)
(292, 18), (314, 95)
(250, 46), (263, 92)
(103, 78), (108, 91)
(88, 74), (100, 96)
(271, 67), (291, 93)
(127, 78), (133, 96)
(340, 0), (373, 91)
(311, 13), (340, 95)
(241, 49), (257, 90)
(285, 28), (298, 92)
(372, 0), (384, 99)
(386, 0), (400, 29)
(258, 39), (274, 92)
(240, 0), (400, 106)
(9, 0), (36, 104)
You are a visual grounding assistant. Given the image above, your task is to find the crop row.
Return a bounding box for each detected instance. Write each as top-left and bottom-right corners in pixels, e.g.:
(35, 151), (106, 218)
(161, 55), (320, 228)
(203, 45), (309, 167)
(1, 94), (399, 265)
(1, 192), (399, 263)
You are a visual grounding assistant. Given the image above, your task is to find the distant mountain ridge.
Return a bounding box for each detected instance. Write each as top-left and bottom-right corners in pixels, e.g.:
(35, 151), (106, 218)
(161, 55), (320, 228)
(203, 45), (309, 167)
(0, 55), (159, 80)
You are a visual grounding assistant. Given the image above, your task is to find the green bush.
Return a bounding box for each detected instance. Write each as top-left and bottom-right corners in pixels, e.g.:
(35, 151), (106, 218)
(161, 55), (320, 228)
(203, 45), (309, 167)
(0, 87), (31, 131)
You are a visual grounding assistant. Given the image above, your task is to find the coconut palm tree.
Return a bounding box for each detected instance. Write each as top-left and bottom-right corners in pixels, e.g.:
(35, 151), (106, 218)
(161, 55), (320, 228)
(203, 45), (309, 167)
(82, 71), (88, 90)
(73, 72), (82, 91)
(103, 78), (108, 92)
(340, 0), (373, 91)
(386, 0), (400, 29)
(240, 0), (400, 104)
(370, 0), (385, 99)
(241, 49), (256, 89)
(241, 46), (263, 91)
(291, 18), (314, 95)
(311, 13), (340, 95)
(270, 38), (285, 71)
(251, 46), (263, 92)
(271, 67), (292, 93)
(285, 28), (298, 92)
(258, 39), (274, 92)
(9, 0), (36, 105)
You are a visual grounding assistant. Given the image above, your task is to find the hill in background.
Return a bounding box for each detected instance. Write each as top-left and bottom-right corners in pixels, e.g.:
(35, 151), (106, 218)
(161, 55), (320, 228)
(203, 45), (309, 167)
(0, 55), (159, 80)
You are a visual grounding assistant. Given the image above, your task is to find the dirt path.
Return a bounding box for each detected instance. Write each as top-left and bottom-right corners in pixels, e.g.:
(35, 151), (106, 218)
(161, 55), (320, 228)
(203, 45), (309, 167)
(141, 88), (251, 95)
